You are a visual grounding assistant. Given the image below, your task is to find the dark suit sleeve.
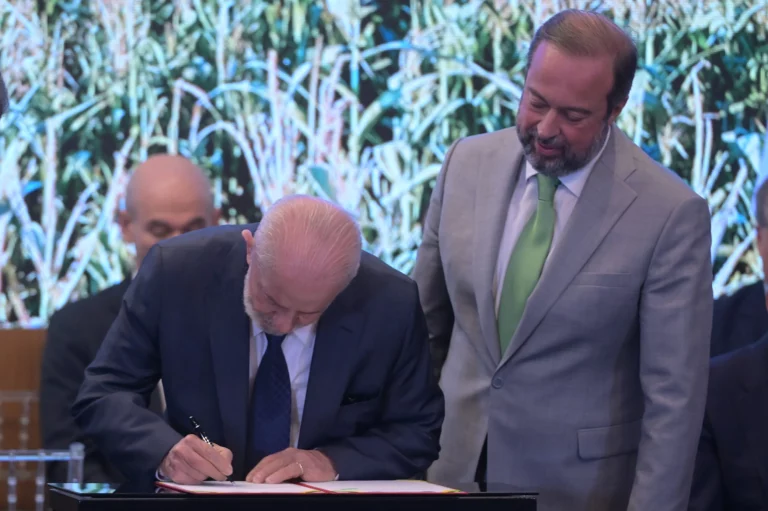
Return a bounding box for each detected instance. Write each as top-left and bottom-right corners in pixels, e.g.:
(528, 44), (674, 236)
(688, 411), (725, 511)
(40, 312), (120, 482)
(317, 285), (444, 479)
(72, 246), (182, 481)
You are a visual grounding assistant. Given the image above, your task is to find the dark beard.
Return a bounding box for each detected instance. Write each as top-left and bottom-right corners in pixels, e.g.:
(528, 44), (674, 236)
(516, 123), (609, 178)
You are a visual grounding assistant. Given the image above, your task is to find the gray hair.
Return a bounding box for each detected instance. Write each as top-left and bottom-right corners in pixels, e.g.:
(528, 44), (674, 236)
(253, 195), (362, 287)
(526, 9), (638, 115)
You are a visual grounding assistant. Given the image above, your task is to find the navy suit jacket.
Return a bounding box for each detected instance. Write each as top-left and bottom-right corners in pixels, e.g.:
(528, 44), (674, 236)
(711, 281), (768, 358)
(72, 223), (444, 482)
(689, 333), (768, 511)
(40, 279), (131, 483)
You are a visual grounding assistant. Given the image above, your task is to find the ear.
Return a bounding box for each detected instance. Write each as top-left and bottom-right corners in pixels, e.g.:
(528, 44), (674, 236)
(241, 229), (255, 265)
(118, 210), (135, 244)
(607, 97), (628, 124)
(211, 207), (222, 225)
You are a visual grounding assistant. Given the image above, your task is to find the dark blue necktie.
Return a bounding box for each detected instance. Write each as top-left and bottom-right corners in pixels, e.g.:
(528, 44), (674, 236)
(246, 333), (291, 470)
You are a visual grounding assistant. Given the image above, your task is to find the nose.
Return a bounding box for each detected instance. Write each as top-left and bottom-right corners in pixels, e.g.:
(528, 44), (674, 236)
(536, 110), (560, 140)
(272, 311), (295, 334)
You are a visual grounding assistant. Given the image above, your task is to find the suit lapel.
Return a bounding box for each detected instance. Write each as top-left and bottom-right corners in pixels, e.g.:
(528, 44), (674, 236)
(207, 243), (250, 478)
(298, 285), (363, 449)
(501, 127), (638, 364)
(473, 131), (526, 365)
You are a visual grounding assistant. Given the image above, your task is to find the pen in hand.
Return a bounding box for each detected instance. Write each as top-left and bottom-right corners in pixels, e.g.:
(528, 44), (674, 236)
(188, 415), (234, 483)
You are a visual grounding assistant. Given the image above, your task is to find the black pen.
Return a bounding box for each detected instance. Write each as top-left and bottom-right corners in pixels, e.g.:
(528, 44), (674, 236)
(189, 415), (234, 483)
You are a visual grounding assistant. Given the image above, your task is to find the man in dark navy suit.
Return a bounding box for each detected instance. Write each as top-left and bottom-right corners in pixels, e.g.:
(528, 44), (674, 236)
(710, 177), (768, 358)
(688, 332), (768, 510)
(0, 71), (8, 118)
(40, 155), (219, 482)
(72, 195), (444, 484)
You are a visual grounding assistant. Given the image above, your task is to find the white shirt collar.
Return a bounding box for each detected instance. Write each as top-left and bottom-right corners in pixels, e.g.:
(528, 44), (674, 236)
(251, 319), (316, 346)
(524, 125), (612, 198)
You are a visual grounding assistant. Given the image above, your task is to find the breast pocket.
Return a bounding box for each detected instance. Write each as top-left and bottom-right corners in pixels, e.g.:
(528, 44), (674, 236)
(333, 398), (381, 437)
(570, 272), (633, 288)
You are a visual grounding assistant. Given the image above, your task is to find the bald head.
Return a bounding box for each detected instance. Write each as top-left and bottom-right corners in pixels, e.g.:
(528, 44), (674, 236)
(242, 195), (362, 335)
(119, 154), (219, 267)
(254, 195), (362, 283)
(124, 154), (213, 216)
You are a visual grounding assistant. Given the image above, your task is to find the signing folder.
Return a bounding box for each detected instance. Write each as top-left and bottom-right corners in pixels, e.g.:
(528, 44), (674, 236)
(156, 480), (463, 494)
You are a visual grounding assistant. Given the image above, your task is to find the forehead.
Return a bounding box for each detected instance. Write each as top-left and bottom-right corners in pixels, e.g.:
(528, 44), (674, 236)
(526, 42), (614, 107)
(132, 184), (210, 221)
(254, 262), (336, 312)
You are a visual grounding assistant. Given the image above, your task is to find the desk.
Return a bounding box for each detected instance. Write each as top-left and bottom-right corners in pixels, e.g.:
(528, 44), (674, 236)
(47, 481), (537, 511)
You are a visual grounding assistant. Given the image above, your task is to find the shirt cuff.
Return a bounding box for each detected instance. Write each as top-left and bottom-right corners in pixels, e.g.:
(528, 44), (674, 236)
(313, 447), (339, 481)
(155, 468), (171, 482)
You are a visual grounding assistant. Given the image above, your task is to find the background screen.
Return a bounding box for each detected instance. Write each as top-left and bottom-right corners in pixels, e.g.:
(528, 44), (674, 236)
(0, 0), (766, 327)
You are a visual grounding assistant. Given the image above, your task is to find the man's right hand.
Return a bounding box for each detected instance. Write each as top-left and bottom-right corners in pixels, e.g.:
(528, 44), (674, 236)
(159, 435), (233, 484)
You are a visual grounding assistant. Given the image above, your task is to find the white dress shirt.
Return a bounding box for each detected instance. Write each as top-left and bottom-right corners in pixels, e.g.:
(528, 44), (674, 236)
(156, 321), (316, 481)
(248, 320), (317, 448)
(494, 127), (613, 312)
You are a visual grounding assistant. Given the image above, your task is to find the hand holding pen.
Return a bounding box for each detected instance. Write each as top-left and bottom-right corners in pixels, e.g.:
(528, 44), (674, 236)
(189, 416), (235, 483)
(156, 416), (234, 485)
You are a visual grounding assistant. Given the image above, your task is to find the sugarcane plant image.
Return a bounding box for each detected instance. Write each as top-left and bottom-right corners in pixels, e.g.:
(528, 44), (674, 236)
(0, 0), (766, 327)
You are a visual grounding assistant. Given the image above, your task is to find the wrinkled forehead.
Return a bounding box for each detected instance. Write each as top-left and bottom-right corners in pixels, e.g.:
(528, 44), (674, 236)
(255, 260), (340, 312)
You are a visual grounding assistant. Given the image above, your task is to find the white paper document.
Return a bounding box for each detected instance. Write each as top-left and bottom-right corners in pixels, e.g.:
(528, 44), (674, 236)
(301, 480), (463, 493)
(156, 481), (319, 494)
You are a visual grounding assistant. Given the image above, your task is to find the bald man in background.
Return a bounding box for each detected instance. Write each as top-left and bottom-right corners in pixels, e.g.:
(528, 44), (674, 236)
(40, 154), (220, 483)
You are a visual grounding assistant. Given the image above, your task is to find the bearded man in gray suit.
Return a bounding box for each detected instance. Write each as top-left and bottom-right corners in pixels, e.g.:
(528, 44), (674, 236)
(413, 9), (713, 511)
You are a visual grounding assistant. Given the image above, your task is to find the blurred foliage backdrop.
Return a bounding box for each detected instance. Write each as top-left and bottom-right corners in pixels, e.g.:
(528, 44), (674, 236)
(0, 0), (767, 327)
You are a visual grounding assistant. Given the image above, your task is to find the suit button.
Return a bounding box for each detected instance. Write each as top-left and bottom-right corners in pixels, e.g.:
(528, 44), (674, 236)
(492, 377), (503, 389)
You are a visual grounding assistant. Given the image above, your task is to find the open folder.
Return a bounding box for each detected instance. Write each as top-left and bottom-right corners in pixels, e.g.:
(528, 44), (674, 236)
(156, 480), (464, 494)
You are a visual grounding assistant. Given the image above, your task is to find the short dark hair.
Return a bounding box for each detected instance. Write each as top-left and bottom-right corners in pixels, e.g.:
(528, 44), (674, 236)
(0, 72), (7, 119)
(526, 9), (638, 115)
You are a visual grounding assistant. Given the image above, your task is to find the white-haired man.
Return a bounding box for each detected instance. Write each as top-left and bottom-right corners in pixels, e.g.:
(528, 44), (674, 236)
(73, 195), (444, 484)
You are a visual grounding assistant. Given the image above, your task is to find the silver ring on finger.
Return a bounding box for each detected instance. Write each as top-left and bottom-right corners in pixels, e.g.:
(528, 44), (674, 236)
(296, 461), (304, 476)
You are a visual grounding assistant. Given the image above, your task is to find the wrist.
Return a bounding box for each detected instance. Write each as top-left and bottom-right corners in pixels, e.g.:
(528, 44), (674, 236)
(312, 448), (338, 480)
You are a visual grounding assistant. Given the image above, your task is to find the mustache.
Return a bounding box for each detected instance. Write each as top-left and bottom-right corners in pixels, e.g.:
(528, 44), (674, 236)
(522, 128), (565, 149)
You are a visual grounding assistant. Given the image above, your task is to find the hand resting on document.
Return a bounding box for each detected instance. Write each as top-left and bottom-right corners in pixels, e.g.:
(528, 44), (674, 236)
(159, 434), (234, 484)
(246, 447), (337, 483)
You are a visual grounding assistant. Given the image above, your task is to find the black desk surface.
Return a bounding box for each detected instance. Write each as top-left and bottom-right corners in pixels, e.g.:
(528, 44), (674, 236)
(47, 481), (537, 511)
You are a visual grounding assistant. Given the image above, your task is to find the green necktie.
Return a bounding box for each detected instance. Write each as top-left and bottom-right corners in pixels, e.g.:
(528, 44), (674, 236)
(497, 173), (559, 355)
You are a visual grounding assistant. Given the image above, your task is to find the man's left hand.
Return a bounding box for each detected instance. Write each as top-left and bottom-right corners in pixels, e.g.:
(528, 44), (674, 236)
(246, 448), (337, 483)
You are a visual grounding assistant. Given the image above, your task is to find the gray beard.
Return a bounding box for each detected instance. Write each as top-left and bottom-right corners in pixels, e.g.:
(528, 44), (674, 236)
(242, 272), (284, 336)
(517, 123), (610, 178)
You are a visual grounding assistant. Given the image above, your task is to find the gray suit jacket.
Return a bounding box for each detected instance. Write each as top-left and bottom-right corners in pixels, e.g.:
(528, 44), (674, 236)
(413, 126), (712, 511)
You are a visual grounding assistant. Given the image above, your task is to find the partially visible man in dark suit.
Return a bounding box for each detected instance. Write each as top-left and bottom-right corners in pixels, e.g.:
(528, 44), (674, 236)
(710, 177), (768, 357)
(688, 332), (768, 511)
(72, 195), (444, 484)
(0, 70), (8, 119)
(40, 155), (220, 482)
